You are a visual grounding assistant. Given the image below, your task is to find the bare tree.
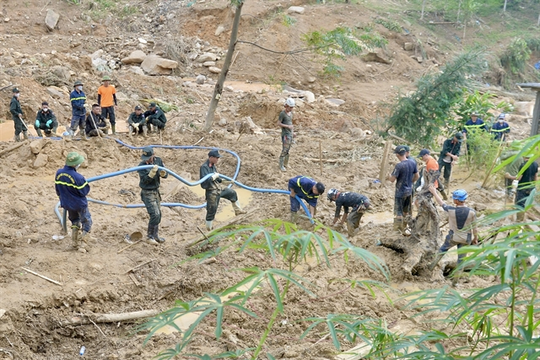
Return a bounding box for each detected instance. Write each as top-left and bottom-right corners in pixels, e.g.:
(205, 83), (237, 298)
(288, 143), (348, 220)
(503, 0), (508, 12)
(204, 0), (244, 132)
(421, 0), (427, 20)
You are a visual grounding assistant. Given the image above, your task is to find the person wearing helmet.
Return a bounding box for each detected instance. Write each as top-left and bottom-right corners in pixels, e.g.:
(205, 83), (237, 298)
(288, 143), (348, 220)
(55, 152), (92, 253)
(70, 80), (87, 137)
(288, 175), (325, 222)
(491, 113), (510, 141)
(277, 97), (295, 171)
(327, 188), (370, 237)
(438, 132), (463, 192)
(506, 154), (539, 221)
(428, 185), (478, 271)
(128, 105), (147, 137)
(387, 145), (419, 233)
(97, 75), (117, 134)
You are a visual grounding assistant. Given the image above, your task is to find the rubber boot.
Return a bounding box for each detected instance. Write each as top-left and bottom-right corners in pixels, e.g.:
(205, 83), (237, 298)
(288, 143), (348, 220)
(71, 225), (80, 249)
(517, 212), (525, 222)
(128, 125), (133, 137)
(146, 224), (159, 245)
(346, 220), (355, 237)
(22, 131), (28, 140)
(444, 180), (450, 193)
(153, 225), (165, 243)
(393, 218), (402, 231)
(232, 201), (247, 216)
(80, 231), (90, 252)
(36, 128), (43, 137)
(279, 157), (286, 172)
(111, 124), (116, 135)
(143, 126), (148, 137)
(284, 154), (289, 168)
(15, 134), (21, 142)
(439, 188), (448, 200)
(428, 252), (444, 271)
(206, 220), (213, 231)
(290, 211), (298, 223)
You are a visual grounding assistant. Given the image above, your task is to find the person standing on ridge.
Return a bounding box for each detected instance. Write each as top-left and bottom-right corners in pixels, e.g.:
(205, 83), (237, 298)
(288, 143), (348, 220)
(70, 80), (87, 136)
(10, 88), (27, 141)
(97, 75), (117, 134)
(277, 98), (295, 171)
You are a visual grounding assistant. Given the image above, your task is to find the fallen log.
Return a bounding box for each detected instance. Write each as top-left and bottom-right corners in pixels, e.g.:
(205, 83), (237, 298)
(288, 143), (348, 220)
(0, 142), (25, 158)
(67, 309), (160, 325)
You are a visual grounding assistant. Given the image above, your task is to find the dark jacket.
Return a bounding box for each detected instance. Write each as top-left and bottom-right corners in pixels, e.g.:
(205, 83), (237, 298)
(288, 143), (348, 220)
(200, 159), (221, 191)
(128, 112), (146, 125)
(138, 157), (167, 191)
(463, 118), (487, 133)
(288, 176), (319, 207)
(55, 165), (90, 211)
(439, 139), (461, 161)
(70, 89), (87, 116)
(85, 112), (107, 134)
(36, 110), (57, 128)
(144, 108), (167, 124)
(334, 192), (369, 218)
(10, 96), (22, 118)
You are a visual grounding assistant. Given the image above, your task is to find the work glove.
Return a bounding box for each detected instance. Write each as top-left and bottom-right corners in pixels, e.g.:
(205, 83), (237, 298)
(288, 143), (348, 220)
(148, 165), (158, 178)
(211, 173), (220, 181)
(159, 170), (167, 178)
(221, 180), (233, 185)
(35, 120), (40, 127)
(46, 120), (53, 128)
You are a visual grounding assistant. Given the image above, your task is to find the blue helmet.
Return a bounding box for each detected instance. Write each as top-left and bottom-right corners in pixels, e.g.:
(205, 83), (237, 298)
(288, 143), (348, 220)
(452, 189), (468, 202)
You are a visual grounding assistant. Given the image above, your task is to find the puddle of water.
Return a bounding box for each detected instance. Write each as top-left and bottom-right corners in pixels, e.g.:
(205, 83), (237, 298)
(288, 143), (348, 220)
(363, 211), (393, 225)
(189, 186), (253, 222)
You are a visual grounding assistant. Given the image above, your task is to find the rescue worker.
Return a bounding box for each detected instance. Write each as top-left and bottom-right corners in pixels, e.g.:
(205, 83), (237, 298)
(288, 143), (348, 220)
(277, 98), (295, 171)
(97, 75), (117, 134)
(55, 152), (92, 253)
(428, 186), (478, 270)
(417, 149), (446, 199)
(144, 103), (167, 132)
(327, 188), (370, 237)
(502, 150), (524, 199)
(438, 132), (463, 192)
(462, 111), (487, 139)
(288, 175), (325, 222)
(200, 150), (246, 231)
(69, 80), (87, 136)
(387, 145), (419, 232)
(34, 101), (58, 137)
(85, 104), (109, 138)
(491, 113), (510, 141)
(128, 105), (147, 137)
(506, 154), (539, 221)
(10, 88), (28, 141)
(137, 147), (168, 245)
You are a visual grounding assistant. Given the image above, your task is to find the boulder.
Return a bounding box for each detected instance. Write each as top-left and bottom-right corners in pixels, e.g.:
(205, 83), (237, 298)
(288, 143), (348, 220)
(51, 65), (71, 81)
(33, 153), (48, 168)
(208, 66), (221, 74)
(362, 51), (392, 64)
(215, 25), (226, 36)
(140, 55), (178, 75)
(303, 91), (315, 103)
(325, 98), (345, 107)
(403, 42), (414, 51)
(46, 86), (66, 98)
(121, 50), (147, 65)
(196, 75), (206, 84)
(514, 101), (534, 116)
(45, 9), (60, 31)
(129, 66), (145, 75)
(30, 140), (45, 155)
(197, 53), (218, 63)
(203, 61), (216, 67)
(287, 6), (305, 14)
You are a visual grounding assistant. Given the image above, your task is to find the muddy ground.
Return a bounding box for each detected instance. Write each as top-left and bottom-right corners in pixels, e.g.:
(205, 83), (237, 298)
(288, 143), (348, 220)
(0, 0), (537, 358)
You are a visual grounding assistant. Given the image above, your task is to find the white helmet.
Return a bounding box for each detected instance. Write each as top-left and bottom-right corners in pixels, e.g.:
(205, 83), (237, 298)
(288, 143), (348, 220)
(285, 98), (295, 107)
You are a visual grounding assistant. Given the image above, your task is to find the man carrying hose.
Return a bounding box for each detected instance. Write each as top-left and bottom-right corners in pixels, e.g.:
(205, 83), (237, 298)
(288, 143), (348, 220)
(137, 147), (168, 245)
(55, 152), (92, 253)
(288, 175), (325, 222)
(10, 88), (28, 141)
(200, 150), (246, 231)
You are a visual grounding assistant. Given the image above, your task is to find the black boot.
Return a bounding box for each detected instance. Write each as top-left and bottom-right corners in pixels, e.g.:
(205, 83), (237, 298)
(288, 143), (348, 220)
(153, 225), (165, 243)
(146, 224), (158, 245)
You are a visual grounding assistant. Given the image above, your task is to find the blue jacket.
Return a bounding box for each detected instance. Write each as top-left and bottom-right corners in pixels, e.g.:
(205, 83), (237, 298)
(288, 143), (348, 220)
(55, 165), (90, 211)
(491, 121), (510, 140)
(70, 89), (87, 116)
(288, 176), (319, 207)
(463, 118), (487, 133)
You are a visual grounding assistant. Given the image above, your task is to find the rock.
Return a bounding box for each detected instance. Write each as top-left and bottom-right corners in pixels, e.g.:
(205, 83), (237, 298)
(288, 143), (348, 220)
(218, 118), (227, 126)
(303, 91), (315, 103)
(197, 53), (218, 63)
(45, 9), (60, 31)
(51, 65), (71, 81)
(403, 42), (414, 51)
(416, 56), (423, 63)
(30, 140), (45, 155)
(203, 61), (216, 67)
(215, 25), (226, 36)
(224, 85), (234, 92)
(287, 6), (305, 14)
(121, 50), (147, 65)
(514, 101), (533, 116)
(208, 66), (221, 74)
(33, 153), (48, 168)
(195, 75), (206, 84)
(140, 54), (178, 75)
(46, 86), (66, 98)
(362, 51), (392, 64)
(325, 98), (345, 107)
(307, 76), (316, 83)
(129, 66), (145, 75)
(138, 38), (147, 44)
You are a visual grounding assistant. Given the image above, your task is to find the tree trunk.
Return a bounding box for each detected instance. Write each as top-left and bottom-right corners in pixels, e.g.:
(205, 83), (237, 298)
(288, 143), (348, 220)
(421, 0), (427, 20)
(503, 0), (507, 12)
(204, 0), (244, 132)
(456, 0), (462, 23)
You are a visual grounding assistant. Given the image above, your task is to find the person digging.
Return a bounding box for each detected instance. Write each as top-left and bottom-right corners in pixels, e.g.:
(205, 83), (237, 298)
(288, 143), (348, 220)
(137, 147), (168, 245)
(428, 186), (478, 282)
(9, 87), (28, 141)
(55, 152), (92, 253)
(277, 98), (295, 172)
(327, 188), (370, 237)
(287, 175), (325, 222)
(200, 150), (246, 231)
(34, 101), (58, 137)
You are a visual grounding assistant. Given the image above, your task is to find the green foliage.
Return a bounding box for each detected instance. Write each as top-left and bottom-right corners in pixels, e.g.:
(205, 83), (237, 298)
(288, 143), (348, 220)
(385, 49), (486, 146)
(302, 26), (387, 78)
(463, 128), (502, 171)
(525, 38), (540, 52)
(374, 18), (402, 32)
(500, 37), (531, 75)
(281, 14), (296, 27)
(454, 90), (514, 124)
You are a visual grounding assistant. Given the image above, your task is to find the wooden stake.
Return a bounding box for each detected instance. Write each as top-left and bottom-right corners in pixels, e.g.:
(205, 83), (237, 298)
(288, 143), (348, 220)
(21, 267), (63, 286)
(67, 310), (160, 325)
(193, 137), (204, 146)
(379, 140), (393, 183)
(319, 141), (323, 176)
(117, 239), (142, 254)
(125, 259), (155, 274)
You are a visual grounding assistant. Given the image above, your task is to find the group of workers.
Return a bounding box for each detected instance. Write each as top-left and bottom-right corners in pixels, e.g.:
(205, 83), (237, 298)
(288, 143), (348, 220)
(8, 77), (168, 142)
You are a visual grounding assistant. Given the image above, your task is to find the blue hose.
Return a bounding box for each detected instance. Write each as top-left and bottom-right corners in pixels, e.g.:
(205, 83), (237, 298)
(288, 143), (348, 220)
(56, 141), (314, 231)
